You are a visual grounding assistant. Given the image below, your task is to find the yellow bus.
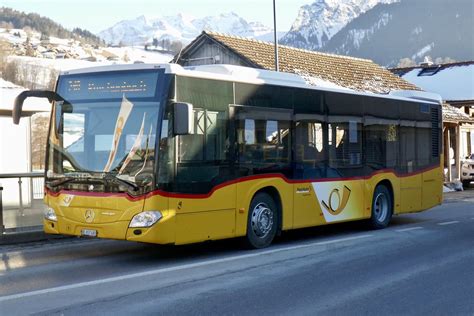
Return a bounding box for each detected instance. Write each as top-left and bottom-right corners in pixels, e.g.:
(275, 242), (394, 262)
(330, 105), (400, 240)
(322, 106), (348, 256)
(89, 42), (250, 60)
(13, 64), (443, 248)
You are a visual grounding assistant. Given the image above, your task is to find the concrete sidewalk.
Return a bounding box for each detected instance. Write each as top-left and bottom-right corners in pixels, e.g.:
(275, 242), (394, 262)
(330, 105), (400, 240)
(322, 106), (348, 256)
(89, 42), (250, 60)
(1, 199), (44, 231)
(0, 199), (54, 245)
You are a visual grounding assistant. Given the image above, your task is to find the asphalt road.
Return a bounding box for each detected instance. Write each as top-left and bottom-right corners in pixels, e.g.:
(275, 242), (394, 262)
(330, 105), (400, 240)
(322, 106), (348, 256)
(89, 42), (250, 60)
(1, 193), (473, 315)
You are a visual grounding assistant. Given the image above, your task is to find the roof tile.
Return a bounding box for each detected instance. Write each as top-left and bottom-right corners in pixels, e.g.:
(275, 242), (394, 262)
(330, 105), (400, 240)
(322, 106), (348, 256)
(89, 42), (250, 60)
(178, 31), (421, 93)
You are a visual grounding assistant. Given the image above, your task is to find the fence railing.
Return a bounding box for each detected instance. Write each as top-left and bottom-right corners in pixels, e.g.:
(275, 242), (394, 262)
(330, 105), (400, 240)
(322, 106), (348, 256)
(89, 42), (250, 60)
(0, 172), (44, 235)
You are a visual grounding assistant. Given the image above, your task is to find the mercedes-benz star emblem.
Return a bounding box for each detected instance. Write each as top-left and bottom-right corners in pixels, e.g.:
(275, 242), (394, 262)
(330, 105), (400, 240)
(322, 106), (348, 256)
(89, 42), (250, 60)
(84, 209), (95, 223)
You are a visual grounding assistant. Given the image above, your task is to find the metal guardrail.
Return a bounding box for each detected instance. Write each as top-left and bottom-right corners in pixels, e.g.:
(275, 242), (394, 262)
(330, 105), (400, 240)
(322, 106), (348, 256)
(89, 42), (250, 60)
(0, 172), (44, 235)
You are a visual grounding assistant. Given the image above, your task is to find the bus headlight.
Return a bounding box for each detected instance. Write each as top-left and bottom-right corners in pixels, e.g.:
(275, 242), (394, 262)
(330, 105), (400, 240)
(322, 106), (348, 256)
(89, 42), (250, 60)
(44, 207), (57, 222)
(129, 211), (162, 228)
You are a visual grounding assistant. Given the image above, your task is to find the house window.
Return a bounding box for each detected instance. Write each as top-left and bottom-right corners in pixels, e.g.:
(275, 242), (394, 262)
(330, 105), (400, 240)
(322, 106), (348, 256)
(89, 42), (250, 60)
(418, 67), (441, 76)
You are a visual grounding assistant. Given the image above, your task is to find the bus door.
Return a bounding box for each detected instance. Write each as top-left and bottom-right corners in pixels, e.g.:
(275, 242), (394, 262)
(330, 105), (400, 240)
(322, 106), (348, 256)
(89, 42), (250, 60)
(167, 106), (237, 244)
(293, 117), (327, 228)
(231, 105), (293, 232)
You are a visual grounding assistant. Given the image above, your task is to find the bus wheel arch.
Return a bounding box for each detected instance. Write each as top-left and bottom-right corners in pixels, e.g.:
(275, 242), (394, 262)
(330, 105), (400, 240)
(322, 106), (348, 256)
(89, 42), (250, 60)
(245, 187), (282, 248)
(369, 181), (394, 229)
(377, 179), (394, 207)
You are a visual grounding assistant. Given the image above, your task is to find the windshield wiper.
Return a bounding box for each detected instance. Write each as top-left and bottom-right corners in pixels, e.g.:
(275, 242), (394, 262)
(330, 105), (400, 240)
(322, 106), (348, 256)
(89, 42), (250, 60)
(48, 172), (139, 192)
(48, 177), (77, 187)
(102, 174), (139, 191)
(47, 174), (94, 188)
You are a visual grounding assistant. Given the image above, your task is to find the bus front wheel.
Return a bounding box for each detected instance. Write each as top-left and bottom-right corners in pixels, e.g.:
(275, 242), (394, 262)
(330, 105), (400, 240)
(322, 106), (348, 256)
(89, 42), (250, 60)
(369, 185), (393, 229)
(245, 192), (278, 249)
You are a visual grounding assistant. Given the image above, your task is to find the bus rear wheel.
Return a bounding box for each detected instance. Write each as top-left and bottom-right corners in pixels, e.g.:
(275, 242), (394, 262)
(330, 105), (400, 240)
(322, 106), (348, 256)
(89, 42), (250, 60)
(369, 185), (393, 229)
(245, 192), (278, 249)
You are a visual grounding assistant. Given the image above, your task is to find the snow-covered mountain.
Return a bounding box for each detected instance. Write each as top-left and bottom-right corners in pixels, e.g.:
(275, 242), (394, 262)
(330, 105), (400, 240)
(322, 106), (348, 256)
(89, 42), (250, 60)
(99, 12), (275, 46)
(280, 0), (397, 50)
(322, 0), (474, 67)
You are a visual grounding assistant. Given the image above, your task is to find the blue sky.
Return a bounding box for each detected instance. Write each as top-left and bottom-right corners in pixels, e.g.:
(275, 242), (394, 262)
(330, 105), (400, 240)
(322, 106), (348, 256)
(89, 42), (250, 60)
(3, 0), (313, 34)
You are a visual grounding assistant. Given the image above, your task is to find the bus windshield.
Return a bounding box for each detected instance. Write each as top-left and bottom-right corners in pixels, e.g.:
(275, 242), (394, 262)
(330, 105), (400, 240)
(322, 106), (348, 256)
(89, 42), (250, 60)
(46, 69), (164, 194)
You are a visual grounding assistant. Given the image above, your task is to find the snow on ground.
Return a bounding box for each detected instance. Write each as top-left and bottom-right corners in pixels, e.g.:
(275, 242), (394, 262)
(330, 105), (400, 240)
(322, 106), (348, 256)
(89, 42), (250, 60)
(443, 185), (455, 193)
(0, 28), (36, 44)
(0, 78), (51, 112)
(0, 78), (20, 89)
(7, 46), (173, 81)
(48, 36), (71, 46)
(101, 46), (174, 64)
(9, 55), (111, 71)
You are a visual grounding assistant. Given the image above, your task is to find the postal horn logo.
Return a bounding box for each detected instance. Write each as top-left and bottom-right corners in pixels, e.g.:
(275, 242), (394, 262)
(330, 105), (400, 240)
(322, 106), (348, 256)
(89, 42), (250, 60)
(322, 185), (351, 215)
(84, 209), (95, 223)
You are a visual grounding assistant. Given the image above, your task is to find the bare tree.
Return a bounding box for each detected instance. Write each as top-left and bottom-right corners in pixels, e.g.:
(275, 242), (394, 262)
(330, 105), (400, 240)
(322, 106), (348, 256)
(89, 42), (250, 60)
(170, 40), (183, 55)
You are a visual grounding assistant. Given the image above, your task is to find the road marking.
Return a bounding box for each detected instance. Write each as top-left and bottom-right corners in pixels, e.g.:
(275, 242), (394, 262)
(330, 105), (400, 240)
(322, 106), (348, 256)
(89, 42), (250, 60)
(437, 221), (460, 226)
(0, 234), (372, 302)
(395, 227), (423, 232)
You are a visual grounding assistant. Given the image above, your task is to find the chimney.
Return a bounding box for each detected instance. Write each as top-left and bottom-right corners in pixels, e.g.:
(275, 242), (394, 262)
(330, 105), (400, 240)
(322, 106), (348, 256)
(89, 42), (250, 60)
(420, 56), (434, 68)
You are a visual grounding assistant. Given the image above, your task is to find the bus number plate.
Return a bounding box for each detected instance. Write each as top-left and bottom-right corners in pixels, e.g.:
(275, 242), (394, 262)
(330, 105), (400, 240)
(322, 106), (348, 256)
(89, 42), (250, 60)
(81, 229), (97, 237)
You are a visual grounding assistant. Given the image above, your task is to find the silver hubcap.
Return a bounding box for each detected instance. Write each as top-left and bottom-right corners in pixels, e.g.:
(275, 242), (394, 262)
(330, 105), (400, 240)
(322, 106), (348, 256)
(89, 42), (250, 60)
(251, 202), (274, 238)
(374, 193), (388, 223)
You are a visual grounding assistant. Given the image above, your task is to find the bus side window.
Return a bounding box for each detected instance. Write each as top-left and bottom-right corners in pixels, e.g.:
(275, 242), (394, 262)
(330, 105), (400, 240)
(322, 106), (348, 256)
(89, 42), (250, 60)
(325, 121), (364, 178)
(400, 125), (416, 173)
(237, 118), (290, 164)
(174, 108), (230, 193)
(364, 121), (399, 170)
(295, 121), (325, 179)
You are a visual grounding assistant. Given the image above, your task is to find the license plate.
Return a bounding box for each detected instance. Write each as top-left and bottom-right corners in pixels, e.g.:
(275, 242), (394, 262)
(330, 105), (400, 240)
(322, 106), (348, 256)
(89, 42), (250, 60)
(81, 229), (97, 237)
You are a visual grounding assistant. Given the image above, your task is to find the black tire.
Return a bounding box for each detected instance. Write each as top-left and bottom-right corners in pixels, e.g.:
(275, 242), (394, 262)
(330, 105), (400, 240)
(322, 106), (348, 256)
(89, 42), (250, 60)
(369, 185), (393, 229)
(245, 192), (278, 249)
(462, 180), (471, 188)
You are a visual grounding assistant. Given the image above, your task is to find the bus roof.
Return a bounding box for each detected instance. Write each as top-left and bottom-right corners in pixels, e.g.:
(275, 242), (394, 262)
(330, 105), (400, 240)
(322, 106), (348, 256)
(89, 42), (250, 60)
(60, 63), (442, 105)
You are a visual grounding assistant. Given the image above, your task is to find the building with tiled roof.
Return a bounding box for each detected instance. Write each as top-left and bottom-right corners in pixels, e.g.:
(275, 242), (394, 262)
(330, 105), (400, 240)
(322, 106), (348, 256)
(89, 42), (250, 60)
(173, 31), (419, 94)
(442, 103), (473, 124)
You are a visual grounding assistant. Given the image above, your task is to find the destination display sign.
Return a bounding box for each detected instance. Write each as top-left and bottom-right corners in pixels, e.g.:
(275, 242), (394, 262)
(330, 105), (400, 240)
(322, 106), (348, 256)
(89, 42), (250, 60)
(57, 70), (159, 100)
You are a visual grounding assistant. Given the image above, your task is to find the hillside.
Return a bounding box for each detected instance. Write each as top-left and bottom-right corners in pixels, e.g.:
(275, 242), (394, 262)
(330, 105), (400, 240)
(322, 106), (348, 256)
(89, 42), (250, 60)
(322, 0), (474, 66)
(0, 7), (104, 46)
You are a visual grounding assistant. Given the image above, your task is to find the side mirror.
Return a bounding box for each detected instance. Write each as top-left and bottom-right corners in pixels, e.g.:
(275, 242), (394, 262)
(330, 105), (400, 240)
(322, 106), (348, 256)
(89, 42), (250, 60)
(13, 90), (63, 124)
(173, 102), (194, 135)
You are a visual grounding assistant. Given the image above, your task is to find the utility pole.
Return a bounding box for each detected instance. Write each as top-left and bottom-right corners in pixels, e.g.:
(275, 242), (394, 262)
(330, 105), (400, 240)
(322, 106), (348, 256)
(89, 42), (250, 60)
(273, 0), (279, 72)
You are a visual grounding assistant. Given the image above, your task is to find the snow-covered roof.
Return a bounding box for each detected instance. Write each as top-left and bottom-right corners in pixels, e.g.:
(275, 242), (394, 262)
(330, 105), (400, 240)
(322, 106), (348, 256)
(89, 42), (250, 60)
(0, 78), (51, 117)
(391, 61), (474, 102)
(442, 102), (474, 123)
